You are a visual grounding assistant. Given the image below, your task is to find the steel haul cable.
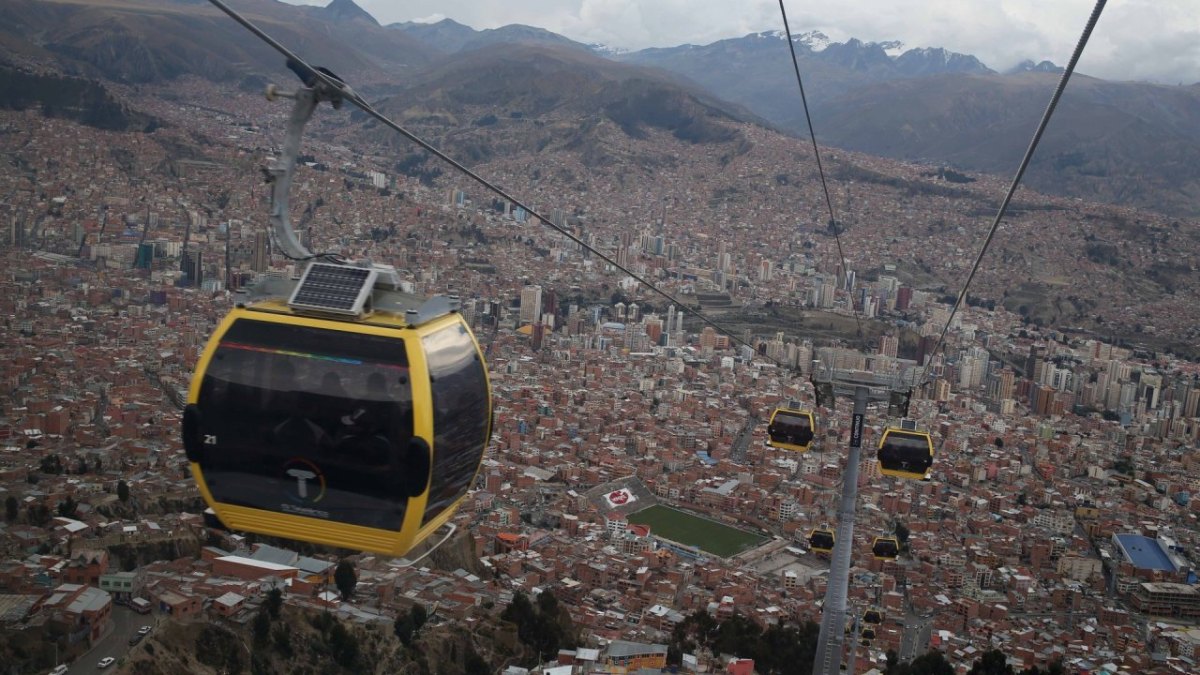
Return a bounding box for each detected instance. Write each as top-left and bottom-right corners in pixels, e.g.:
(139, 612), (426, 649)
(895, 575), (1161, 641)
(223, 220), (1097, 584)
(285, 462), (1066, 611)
(206, 0), (791, 364)
(778, 0), (862, 337)
(918, 0), (1107, 389)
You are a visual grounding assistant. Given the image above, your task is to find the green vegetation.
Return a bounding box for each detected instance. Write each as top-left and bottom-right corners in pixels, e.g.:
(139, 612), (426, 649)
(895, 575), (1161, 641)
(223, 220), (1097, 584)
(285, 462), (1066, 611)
(334, 559), (357, 600)
(500, 590), (577, 665)
(40, 454), (64, 475)
(669, 610), (819, 673)
(265, 588), (283, 620)
(393, 603), (428, 647)
(627, 505), (766, 558)
(194, 624), (245, 673)
(964, 648), (1064, 675)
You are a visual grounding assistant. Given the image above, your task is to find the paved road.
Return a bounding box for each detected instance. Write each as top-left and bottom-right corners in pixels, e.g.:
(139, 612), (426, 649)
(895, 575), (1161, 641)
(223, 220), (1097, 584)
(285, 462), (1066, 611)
(898, 614), (933, 661)
(730, 416), (758, 463)
(63, 606), (156, 674)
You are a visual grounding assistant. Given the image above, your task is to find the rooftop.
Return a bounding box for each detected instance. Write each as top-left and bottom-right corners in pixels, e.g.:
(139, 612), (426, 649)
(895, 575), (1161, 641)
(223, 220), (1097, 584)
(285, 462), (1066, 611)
(1114, 534), (1177, 572)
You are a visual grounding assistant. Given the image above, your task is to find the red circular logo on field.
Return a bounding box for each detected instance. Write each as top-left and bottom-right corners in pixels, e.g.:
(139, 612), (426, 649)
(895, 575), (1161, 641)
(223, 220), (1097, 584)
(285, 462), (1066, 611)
(608, 490), (629, 505)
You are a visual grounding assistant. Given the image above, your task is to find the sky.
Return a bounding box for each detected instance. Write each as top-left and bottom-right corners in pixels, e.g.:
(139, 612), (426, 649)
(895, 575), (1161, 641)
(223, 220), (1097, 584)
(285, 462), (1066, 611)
(278, 0), (1200, 84)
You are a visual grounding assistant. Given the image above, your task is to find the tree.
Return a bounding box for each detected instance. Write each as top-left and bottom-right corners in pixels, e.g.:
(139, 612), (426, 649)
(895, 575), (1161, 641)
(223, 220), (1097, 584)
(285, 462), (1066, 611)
(501, 590), (577, 664)
(464, 645), (490, 675)
(265, 587), (283, 620)
(334, 559), (357, 601)
(393, 614), (415, 646)
(969, 649), (1014, 675)
(328, 622), (359, 669)
(24, 499), (49, 526)
(4, 495), (17, 522)
(40, 454), (63, 475)
(410, 603), (428, 632)
(895, 521), (910, 545)
(117, 479), (130, 502)
(993, 438), (1004, 448)
(252, 608), (271, 647)
(56, 496), (78, 518)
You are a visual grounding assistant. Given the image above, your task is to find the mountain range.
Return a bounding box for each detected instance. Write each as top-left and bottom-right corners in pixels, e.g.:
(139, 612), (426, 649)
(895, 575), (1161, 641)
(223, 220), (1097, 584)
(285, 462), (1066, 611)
(1, 0), (1199, 217)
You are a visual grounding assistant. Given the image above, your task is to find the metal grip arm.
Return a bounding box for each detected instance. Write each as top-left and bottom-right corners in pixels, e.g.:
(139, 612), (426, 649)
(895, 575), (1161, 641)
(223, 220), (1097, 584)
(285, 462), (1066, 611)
(266, 86), (318, 260)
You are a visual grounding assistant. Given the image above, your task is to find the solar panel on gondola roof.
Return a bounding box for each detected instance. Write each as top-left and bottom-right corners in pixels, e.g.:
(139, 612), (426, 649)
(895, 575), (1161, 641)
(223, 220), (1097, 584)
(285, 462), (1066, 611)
(288, 262), (377, 316)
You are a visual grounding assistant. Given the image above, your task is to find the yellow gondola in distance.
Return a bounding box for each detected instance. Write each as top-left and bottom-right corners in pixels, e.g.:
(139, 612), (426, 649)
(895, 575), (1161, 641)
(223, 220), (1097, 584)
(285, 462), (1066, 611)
(872, 536), (900, 560)
(877, 427), (934, 480)
(767, 408), (816, 452)
(861, 626), (876, 641)
(809, 527), (835, 554)
(183, 263), (492, 557)
(863, 608), (884, 625)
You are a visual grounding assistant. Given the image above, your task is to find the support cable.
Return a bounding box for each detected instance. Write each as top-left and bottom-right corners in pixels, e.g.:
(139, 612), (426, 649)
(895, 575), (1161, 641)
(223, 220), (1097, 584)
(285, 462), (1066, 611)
(918, 0), (1107, 388)
(206, 0), (781, 362)
(778, 0), (862, 336)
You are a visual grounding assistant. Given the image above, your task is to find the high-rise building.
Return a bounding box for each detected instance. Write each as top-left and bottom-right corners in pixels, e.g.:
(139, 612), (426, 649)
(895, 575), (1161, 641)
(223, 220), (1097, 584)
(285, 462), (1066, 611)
(531, 323), (544, 352)
(644, 315), (663, 345)
(181, 250), (203, 287)
(134, 243), (154, 270)
(252, 233), (268, 272)
(879, 334), (899, 359)
(717, 241), (729, 273)
(519, 285), (542, 325)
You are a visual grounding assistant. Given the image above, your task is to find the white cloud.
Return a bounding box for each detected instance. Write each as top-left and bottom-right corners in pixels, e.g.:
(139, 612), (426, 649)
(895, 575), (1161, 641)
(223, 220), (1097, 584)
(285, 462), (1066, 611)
(279, 0), (1199, 83)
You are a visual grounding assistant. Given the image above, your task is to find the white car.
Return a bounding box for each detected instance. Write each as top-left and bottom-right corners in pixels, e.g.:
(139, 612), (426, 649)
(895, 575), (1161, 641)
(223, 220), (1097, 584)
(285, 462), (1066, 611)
(138, 625), (152, 635)
(49, 666), (68, 675)
(98, 657), (115, 668)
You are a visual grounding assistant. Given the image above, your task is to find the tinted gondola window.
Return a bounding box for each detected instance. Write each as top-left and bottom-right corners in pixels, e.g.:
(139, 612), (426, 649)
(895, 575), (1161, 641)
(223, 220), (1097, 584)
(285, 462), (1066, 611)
(770, 412), (814, 447)
(878, 432), (933, 475)
(422, 322), (489, 525)
(197, 319), (413, 530)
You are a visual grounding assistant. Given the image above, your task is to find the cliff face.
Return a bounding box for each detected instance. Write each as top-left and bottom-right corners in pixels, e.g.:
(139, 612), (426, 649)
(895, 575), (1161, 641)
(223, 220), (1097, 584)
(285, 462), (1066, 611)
(425, 526), (488, 577)
(0, 65), (158, 131)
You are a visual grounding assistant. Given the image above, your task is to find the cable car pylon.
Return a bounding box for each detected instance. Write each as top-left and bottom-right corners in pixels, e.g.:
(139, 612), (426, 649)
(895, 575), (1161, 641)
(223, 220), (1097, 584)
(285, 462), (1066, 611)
(810, 366), (920, 675)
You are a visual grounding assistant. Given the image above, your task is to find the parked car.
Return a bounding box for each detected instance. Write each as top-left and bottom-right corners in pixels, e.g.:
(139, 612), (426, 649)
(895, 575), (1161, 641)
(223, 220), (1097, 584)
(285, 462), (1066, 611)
(98, 657), (115, 668)
(138, 625), (152, 635)
(129, 634), (144, 646)
(49, 665), (68, 675)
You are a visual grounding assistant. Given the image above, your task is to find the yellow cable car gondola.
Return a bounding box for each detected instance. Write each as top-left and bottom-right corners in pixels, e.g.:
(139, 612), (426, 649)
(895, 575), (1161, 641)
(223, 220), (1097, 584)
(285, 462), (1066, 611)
(863, 608), (884, 625)
(877, 426), (934, 480)
(809, 527), (835, 554)
(767, 407), (816, 452)
(872, 536), (900, 560)
(861, 626), (876, 641)
(183, 263), (492, 556)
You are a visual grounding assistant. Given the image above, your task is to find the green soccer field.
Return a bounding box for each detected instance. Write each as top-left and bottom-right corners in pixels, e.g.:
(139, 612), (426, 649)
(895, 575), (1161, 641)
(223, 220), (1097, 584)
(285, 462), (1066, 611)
(627, 505), (767, 558)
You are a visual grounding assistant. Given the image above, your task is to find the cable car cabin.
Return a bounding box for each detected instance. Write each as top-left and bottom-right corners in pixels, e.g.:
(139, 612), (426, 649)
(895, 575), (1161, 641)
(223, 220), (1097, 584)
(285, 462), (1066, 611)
(877, 427), (934, 480)
(863, 609), (884, 625)
(767, 408), (816, 452)
(809, 528), (835, 554)
(861, 627), (876, 641)
(872, 536), (900, 560)
(183, 263), (492, 557)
